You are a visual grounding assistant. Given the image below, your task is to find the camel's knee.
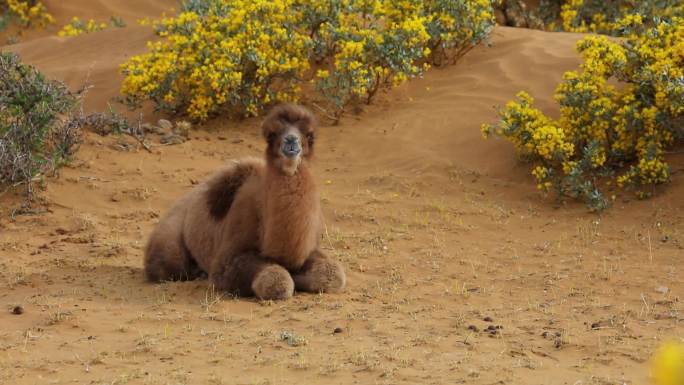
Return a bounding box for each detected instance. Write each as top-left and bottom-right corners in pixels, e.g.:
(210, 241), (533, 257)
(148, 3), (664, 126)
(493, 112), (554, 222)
(252, 265), (294, 300)
(294, 256), (346, 293)
(144, 235), (199, 282)
(143, 247), (169, 282)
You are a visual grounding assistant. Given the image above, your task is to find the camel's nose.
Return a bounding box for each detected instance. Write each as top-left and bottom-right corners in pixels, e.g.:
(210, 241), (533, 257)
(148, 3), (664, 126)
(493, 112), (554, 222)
(282, 135), (301, 157)
(284, 135), (298, 145)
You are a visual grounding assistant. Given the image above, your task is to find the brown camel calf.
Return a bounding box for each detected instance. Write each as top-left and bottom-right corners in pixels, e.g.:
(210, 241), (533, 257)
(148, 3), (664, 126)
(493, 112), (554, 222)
(143, 104), (346, 300)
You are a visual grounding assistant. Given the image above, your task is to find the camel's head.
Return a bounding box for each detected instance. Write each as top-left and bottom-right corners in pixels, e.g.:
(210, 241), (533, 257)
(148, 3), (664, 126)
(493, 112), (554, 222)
(262, 103), (316, 176)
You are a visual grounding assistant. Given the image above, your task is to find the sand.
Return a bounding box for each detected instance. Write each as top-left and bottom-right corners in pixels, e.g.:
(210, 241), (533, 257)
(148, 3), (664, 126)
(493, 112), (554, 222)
(0, 2), (682, 384)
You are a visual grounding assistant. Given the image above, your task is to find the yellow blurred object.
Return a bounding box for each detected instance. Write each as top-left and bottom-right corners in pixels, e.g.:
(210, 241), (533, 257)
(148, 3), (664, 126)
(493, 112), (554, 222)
(651, 341), (684, 385)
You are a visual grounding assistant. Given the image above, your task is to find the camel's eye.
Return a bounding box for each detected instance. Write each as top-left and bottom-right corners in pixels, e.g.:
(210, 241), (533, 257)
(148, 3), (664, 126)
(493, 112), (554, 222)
(306, 132), (314, 143)
(267, 132), (277, 143)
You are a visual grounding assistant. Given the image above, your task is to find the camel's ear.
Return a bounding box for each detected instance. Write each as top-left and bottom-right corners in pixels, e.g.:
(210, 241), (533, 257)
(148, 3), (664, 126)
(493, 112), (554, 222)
(299, 106), (317, 136)
(261, 115), (279, 145)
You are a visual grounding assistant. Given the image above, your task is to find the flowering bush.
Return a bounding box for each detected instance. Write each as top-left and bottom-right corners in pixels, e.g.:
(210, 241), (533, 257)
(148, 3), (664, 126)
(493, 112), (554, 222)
(425, 0), (494, 65)
(500, 0), (684, 35)
(313, 0), (432, 117)
(57, 18), (107, 37)
(482, 17), (684, 209)
(0, 0), (53, 30)
(559, 0), (684, 34)
(120, 0), (495, 121)
(121, 0), (311, 120)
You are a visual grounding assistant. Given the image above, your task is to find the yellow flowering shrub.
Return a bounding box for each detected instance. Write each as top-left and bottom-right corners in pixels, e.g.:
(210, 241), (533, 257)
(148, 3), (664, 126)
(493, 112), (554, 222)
(121, 0), (496, 121)
(311, 0), (494, 118)
(518, 0), (684, 35)
(561, 0), (684, 34)
(482, 17), (684, 210)
(57, 18), (108, 37)
(313, 0), (432, 117)
(0, 0), (53, 30)
(121, 0), (311, 120)
(424, 0), (494, 65)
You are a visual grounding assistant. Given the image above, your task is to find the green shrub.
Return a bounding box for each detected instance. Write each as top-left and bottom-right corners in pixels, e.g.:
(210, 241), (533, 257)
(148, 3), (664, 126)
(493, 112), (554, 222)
(0, 52), (80, 201)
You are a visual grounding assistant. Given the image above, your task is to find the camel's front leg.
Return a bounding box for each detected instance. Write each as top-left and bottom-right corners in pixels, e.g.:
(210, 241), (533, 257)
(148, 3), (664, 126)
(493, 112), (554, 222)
(210, 252), (294, 300)
(292, 250), (346, 293)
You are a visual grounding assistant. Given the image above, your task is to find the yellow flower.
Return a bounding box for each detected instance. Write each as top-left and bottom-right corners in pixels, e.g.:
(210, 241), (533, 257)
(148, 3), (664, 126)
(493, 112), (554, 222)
(651, 341), (684, 385)
(6, 0), (53, 28)
(121, 0), (496, 120)
(57, 16), (110, 37)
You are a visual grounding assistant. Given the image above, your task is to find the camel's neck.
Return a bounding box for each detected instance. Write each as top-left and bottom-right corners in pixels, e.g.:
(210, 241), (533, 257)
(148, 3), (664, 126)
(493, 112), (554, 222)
(264, 162), (317, 198)
(260, 162), (321, 270)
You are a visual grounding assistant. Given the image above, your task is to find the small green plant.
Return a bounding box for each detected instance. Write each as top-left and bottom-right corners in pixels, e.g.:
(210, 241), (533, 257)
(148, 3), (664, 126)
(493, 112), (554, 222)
(57, 17), (107, 37)
(280, 330), (308, 347)
(57, 16), (127, 37)
(0, 52), (80, 201)
(109, 16), (126, 28)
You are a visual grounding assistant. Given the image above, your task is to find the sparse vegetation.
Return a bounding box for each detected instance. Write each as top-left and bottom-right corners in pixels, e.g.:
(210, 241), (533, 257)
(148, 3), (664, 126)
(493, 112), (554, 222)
(0, 54), (161, 205)
(57, 16), (127, 37)
(0, 52), (81, 201)
(279, 330), (308, 347)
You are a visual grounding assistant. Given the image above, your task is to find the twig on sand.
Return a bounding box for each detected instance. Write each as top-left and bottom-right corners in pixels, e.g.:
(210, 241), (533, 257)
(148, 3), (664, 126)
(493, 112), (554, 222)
(311, 102), (339, 122)
(133, 113), (153, 153)
(76, 73), (152, 153)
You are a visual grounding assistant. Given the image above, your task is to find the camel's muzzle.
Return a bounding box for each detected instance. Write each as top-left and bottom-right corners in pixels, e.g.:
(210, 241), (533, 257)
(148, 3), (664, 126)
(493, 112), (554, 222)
(282, 134), (301, 158)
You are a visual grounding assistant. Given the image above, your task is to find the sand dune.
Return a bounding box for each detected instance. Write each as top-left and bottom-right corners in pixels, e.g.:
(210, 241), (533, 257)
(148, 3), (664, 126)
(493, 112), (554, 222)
(329, 27), (584, 181)
(7, 0), (175, 112)
(0, 3), (682, 385)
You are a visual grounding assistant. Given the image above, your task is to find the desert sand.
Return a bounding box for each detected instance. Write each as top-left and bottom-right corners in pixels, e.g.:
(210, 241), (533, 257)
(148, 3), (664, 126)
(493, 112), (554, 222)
(1, 1), (682, 384)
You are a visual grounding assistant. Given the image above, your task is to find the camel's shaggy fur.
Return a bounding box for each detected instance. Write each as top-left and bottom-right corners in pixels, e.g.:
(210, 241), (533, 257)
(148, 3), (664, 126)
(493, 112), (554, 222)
(144, 104), (346, 300)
